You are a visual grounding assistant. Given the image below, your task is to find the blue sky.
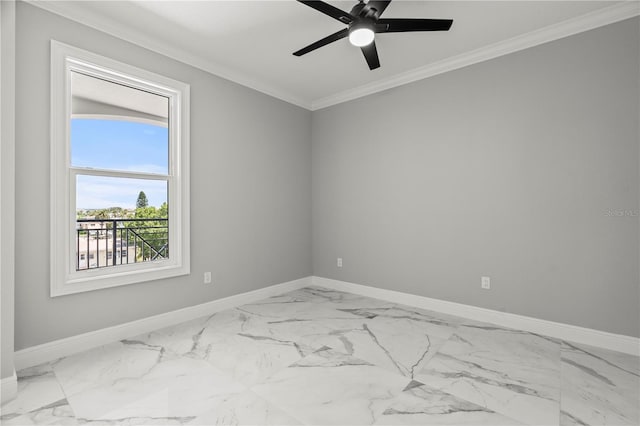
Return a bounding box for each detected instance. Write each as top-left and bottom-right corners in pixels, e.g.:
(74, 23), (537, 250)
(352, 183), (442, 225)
(72, 119), (168, 209)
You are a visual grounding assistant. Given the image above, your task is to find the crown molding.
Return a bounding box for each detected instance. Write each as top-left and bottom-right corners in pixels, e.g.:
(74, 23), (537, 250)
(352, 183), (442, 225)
(26, 1), (639, 112)
(311, 1), (640, 110)
(25, 0), (312, 110)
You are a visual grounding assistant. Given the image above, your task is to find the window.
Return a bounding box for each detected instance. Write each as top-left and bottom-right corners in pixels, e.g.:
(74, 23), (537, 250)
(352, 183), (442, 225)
(51, 41), (190, 297)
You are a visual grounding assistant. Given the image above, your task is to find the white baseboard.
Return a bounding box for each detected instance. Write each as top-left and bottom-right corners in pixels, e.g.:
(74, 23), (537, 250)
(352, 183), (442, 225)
(14, 276), (311, 371)
(13, 274), (638, 372)
(1, 370), (17, 405)
(312, 276), (640, 356)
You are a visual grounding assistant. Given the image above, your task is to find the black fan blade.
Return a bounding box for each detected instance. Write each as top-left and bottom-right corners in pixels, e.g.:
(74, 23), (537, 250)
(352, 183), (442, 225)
(361, 41), (380, 70)
(293, 28), (349, 56)
(297, 0), (355, 24)
(376, 18), (453, 33)
(367, 0), (392, 17)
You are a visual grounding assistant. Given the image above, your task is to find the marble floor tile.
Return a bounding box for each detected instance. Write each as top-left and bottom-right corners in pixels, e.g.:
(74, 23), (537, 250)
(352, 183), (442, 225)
(51, 340), (165, 399)
(374, 382), (522, 425)
(223, 299), (371, 353)
(415, 323), (561, 425)
(195, 327), (314, 386)
(124, 316), (214, 360)
(251, 348), (410, 425)
(285, 286), (396, 311)
(0, 363), (67, 419)
(200, 308), (273, 336)
(187, 390), (302, 425)
(325, 315), (452, 378)
(1, 400), (78, 425)
(77, 416), (193, 425)
(3, 286), (637, 426)
(560, 341), (640, 425)
(78, 417), (188, 426)
(236, 297), (368, 322)
(327, 303), (461, 377)
(125, 307), (314, 388)
(53, 342), (246, 421)
(376, 302), (466, 327)
(192, 308), (275, 354)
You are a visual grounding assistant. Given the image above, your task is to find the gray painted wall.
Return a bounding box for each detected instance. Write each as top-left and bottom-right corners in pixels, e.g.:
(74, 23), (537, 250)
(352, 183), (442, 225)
(14, 2), (312, 350)
(9, 2), (639, 355)
(1, 0), (16, 380)
(312, 18), (640, 337)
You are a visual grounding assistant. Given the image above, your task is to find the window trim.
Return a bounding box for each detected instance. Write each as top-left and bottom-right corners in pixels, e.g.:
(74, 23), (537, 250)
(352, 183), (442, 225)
(50, 40), (190, 297)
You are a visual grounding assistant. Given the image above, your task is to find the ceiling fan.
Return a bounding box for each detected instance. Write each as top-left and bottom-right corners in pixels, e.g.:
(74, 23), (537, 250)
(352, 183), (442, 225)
(293, 0), (453, 70)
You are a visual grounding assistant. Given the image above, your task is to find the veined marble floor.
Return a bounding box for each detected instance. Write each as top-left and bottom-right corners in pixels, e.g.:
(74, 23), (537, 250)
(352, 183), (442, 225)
(1, 286), (638, 425)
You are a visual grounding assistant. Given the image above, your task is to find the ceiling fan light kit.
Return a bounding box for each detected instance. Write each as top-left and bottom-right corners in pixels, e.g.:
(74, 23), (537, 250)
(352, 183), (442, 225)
(293, 0), (453, 70)
(349, 23), (375, 47)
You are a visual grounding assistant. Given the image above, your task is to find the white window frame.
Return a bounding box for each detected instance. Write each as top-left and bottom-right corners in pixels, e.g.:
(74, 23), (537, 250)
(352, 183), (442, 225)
(50, 40), (190, 297)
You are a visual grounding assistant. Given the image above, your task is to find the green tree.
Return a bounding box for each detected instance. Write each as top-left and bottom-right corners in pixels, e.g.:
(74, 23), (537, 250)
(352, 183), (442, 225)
(134, 206), (158, 219)
(158, 202), (168, 218)
(94, 209), (110, 220)
(108, 206), (125, 218)
(136, 191), (148, 209)
(125, 203), (169, 262)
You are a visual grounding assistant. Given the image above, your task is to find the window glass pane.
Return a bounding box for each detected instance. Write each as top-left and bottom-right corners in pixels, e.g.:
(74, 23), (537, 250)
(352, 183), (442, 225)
(75, 175), (169, 270)
(76, 175), (167, 211)
(70, 71), (168, 174)
(71, 119), (168, 174)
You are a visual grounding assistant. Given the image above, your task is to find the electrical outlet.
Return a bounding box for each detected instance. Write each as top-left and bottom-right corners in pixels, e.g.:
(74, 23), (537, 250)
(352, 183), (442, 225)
(481, 276), (491, 289)
(337, 258), (343, 268)
(204, 272), (212, 284)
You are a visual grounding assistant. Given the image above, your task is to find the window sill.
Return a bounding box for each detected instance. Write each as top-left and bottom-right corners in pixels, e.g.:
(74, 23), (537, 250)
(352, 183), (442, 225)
(51, 262), (190, 297)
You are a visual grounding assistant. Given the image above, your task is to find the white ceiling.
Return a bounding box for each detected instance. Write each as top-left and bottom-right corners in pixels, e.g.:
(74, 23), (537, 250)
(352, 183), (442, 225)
(33, 1), (638, 109)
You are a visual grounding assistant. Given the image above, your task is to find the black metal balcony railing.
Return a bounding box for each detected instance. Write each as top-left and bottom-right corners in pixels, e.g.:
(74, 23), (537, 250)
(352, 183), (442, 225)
(76, 218), (168, 271)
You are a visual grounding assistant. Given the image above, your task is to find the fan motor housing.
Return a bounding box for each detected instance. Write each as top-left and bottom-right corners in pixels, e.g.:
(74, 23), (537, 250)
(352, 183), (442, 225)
(349, 19), (375, 35)
(351, 3), (380, 20)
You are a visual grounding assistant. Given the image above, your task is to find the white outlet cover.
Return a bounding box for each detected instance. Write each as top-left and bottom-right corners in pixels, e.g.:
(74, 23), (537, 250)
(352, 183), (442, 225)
(481, 276), (491, 289)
